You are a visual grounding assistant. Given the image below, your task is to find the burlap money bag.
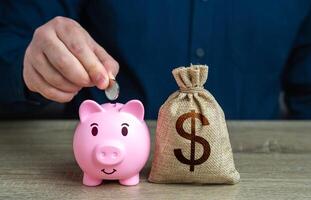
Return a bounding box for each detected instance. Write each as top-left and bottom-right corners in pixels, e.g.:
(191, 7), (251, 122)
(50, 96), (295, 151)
(148, 65), (240, 184)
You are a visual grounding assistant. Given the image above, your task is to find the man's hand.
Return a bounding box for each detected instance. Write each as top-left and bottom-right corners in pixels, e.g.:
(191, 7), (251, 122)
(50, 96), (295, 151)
(23, 16), (119, 103)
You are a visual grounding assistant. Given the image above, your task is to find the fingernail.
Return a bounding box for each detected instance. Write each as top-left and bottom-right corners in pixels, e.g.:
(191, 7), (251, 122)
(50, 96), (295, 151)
(108, 71), (115, 80)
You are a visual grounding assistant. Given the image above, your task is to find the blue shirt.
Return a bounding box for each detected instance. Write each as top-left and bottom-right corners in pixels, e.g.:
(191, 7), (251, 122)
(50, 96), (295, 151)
(0, 0), (311, 119)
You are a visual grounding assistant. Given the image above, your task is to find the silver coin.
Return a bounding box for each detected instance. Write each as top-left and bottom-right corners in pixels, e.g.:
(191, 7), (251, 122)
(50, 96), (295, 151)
(105, 79), (120, 101)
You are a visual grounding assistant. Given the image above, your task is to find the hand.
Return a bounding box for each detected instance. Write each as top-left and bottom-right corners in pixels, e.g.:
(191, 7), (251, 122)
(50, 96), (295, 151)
(23, 16), (119, 103)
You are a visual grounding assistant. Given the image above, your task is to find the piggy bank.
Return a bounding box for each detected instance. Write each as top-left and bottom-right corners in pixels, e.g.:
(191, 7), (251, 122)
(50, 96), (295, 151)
(73, 100), (150, 186)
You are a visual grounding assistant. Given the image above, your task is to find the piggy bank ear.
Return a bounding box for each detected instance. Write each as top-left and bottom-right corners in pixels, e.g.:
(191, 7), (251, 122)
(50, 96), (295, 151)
(120, 100), (144, 120)
(79, 100), (104, 122)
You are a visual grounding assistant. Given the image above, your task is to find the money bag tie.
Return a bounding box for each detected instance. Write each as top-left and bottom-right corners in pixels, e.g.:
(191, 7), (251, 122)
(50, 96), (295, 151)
(148, 65), (240, 184)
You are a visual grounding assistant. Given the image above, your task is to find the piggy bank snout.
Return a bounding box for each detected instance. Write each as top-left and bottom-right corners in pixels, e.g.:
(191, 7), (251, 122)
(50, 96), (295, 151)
(94, 143), (125, 166)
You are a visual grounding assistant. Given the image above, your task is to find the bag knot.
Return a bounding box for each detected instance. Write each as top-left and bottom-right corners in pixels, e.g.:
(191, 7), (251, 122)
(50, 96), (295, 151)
(172, 65), (208, 90)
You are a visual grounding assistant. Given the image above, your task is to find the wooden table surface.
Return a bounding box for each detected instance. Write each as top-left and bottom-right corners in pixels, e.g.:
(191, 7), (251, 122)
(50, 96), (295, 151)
(0, 120), (310, 200)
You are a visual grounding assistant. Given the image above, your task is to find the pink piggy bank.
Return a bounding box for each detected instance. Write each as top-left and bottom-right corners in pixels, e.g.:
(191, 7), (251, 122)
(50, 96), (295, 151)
(73, 100), (150, 186)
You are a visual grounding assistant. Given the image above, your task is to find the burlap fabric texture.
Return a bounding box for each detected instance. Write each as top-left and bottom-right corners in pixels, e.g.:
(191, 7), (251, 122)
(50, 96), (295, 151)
(148, 65), (240, 184)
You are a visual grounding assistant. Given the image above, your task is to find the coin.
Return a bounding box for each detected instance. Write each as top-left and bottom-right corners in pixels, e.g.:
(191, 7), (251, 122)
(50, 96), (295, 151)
(105, 79), (120, 101)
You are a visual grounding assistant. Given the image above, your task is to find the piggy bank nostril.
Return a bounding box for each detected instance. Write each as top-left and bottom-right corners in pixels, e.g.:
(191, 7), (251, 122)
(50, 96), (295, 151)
(99, 150), (120, 159)
(112, 152), (118, 158)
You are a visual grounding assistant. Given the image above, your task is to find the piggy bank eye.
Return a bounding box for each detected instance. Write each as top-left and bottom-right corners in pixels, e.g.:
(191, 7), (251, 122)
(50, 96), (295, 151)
(121, 127), (128, 136)
(91, 126), (98, 136)
(121, 123), (129, 136)
(90, 123), (98, 136)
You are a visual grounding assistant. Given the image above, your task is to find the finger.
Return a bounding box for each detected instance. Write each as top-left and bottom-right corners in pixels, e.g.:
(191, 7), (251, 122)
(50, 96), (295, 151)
(40, 33), (92, 87)
(56, 26), (109, 89)
(23, 51), (37, 92)
(30, 51), (81, 93)
(93, 43), (119, 79)
(28, 62), (77, 103)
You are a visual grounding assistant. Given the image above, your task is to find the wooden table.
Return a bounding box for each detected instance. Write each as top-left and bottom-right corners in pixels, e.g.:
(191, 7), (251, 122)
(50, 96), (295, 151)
(0, 120), (310, 200)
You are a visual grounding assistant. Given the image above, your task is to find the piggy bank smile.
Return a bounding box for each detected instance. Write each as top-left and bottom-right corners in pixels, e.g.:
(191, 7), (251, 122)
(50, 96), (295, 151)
(73, 100), (150, 187)
(101, 168), (117, 175)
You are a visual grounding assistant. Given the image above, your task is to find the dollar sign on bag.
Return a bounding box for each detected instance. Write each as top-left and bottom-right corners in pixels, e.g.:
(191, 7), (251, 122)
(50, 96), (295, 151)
(174, 110), (211, 172)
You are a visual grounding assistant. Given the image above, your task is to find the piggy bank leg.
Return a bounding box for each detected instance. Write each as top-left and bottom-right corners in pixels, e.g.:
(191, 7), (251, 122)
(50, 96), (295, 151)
(83, 173), (102, 186)
(119, 174), (139, 186)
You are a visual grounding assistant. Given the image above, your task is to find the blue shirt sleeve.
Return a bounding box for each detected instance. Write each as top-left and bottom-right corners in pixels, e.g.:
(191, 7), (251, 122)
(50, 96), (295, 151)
(0, 0), (82, 116)
(283, 8), (311, 119)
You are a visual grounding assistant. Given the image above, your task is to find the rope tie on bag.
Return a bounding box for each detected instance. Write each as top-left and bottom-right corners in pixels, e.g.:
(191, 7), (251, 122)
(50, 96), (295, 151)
(179, 86), (205, 93)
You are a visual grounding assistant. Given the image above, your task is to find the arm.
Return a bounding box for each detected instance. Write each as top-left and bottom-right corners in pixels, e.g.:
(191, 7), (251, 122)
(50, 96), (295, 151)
(283, 8), (311, 119)
(0, 1), (119, 118)
(0, 0), (82, 116)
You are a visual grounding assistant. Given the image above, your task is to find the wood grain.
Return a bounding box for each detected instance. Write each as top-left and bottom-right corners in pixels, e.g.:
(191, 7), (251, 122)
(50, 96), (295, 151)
(0, 120), (310, 200)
